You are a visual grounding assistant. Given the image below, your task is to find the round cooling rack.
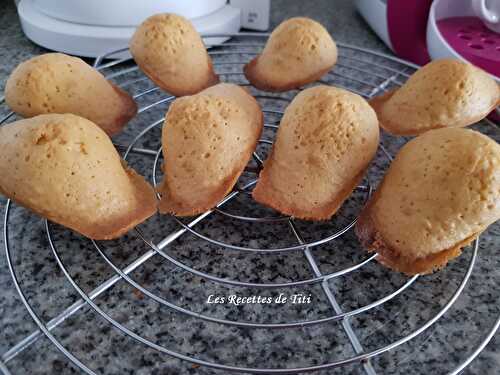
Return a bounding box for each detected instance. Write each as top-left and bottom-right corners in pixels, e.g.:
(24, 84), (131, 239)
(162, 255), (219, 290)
(0, 33), (499, 375)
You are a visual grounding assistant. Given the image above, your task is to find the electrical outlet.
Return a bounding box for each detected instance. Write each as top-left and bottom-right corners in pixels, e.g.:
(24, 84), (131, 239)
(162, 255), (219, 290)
(229, 0), (271, 31)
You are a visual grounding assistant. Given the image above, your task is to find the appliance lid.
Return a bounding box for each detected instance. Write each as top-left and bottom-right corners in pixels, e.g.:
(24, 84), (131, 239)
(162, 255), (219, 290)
(32, 0), (227, 27)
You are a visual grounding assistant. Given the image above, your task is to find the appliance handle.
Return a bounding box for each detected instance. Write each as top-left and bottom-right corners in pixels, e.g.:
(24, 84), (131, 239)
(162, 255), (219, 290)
(386, 0), (433, 65)
(472, 0), (499, 23)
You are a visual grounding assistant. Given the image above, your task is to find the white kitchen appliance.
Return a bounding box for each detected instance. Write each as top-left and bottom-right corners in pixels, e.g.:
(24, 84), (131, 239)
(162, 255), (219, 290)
(15, 0), (271, 58)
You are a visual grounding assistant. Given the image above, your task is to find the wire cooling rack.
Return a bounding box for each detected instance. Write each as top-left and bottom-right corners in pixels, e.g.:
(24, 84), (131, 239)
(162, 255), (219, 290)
(0, 33), (499, 375)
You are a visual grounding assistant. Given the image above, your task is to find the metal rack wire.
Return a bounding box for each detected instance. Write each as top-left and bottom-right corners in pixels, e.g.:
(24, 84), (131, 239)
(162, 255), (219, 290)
(1, 33), (499, 374)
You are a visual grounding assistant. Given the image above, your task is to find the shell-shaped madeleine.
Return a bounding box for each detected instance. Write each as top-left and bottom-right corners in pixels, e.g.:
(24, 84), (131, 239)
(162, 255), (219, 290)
(356, 128), (500, 275)
(370, 59), (500, 136)
(0, 114), (156, 240)
(158, 83), (263, 216)
(244, 17), (337, 92)
(130, 13), (218, 96)
(252, 86), (379, 220)
(5, 53), (137, 136)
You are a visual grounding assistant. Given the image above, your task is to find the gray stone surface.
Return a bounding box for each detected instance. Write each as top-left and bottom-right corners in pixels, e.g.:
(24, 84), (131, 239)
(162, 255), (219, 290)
(0, 1), (498, 375)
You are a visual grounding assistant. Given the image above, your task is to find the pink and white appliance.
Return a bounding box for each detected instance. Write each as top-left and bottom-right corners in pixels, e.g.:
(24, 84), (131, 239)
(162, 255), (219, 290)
(355, 0), (500, 80)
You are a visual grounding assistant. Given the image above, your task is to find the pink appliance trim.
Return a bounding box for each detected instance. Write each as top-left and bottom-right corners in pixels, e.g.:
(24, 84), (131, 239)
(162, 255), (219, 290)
(387, 0), (432, 65)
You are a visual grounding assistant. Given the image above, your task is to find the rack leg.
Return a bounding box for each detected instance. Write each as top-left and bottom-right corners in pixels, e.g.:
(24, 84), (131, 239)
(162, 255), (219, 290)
(289, 220), (377, 375)
(0, 359), (12, 375)
(1, 190), (238, 363)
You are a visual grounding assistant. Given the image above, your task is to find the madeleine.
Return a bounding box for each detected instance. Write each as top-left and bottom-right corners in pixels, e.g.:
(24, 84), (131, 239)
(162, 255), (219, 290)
(252, 85), (379, 220)
(356, 128), (500, 275)
(370, 59), (499, 136)
(5, 53), (137, 136)
(158, 83), (263, 216)
(130, 13), (218, 96)
(244, 17), (338, 92)
(0, 114), (156, 239)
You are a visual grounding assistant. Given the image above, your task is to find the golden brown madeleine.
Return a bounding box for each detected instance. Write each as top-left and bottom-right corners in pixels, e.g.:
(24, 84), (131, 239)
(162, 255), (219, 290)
(158, 83), (263, 216)
(130, 13), (219, 96)
(5, 53), (137, 137)
(356, 128), (500, 275)
(370, 59), (500, 136)
(252, 85), (379, 220)
(0, 114), (156, 240)
(244, 17), (337, 92)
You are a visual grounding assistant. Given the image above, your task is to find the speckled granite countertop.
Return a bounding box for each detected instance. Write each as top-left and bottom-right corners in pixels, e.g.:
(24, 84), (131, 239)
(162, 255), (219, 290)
(0, 1), (499, 374)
